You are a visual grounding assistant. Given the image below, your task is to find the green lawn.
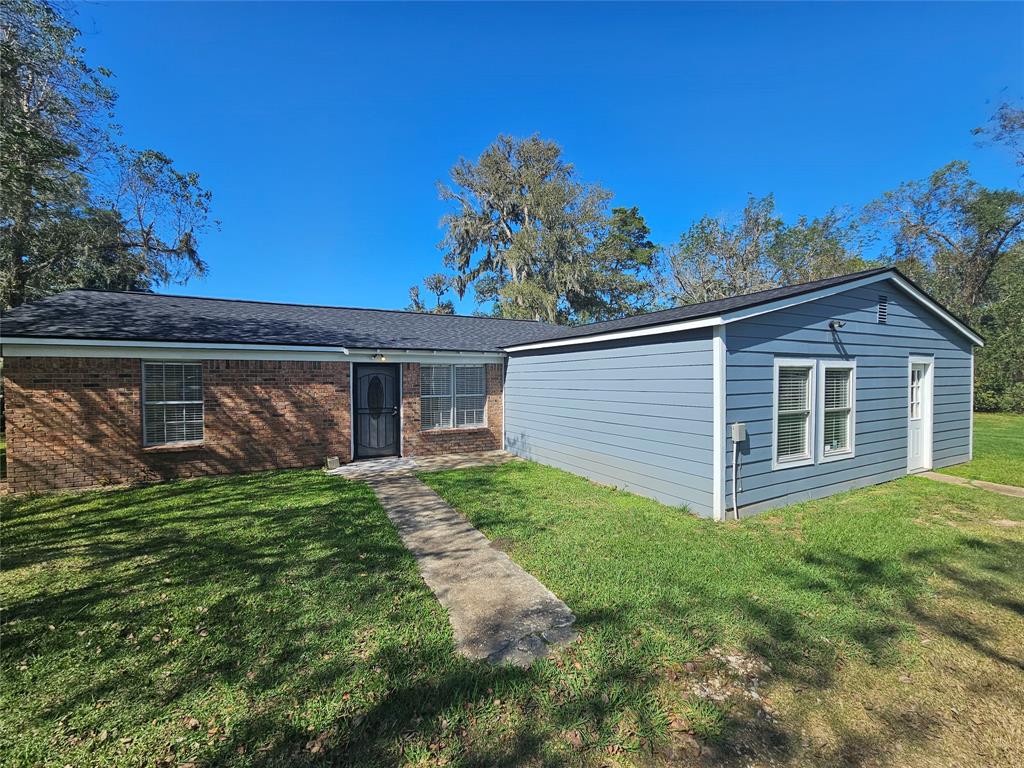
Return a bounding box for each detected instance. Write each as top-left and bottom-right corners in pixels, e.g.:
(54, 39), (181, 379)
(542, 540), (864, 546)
(422, 464), (1024, 766)
(3, 464), (1023, 767)
(939, 412), (1024, 487)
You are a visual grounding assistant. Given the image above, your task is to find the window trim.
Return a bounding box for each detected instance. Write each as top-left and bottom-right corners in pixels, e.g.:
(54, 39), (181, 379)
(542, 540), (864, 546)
(141, 360), (205, 447)
(419, 363), (487, 432)
(772, 358), (816, 470)
(816, 360), (856, 463)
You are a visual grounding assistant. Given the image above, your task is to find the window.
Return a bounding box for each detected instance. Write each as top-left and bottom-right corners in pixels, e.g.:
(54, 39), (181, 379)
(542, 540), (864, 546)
(420, 364), (486, 430)
(877, 295), (888, 324)
(454, 365), (486, 427)
(773, 361), (814, 467)
(909, 365), (923, 420)
(819, 363), (855, 459)
(420, 364), (453, 430)
(143, 362), (203, 446)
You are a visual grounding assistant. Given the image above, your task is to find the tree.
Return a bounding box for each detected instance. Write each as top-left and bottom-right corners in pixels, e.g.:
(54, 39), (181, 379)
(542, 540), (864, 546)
(666, 194), (867, 305)
(566, 206), (660, 323)
(973, 101), (1024, 173)
(864, 161), (1024, 320)
(0, 0), (214, 309)
(436, 134), (612, 324)
(973, 250), (1024, 411)
(406, 273), (455, 314)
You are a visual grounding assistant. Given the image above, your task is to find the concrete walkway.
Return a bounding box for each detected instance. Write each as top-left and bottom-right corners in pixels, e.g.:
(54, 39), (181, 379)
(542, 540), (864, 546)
(922, 471), (1024, 498)
(364, 471), (577, 667)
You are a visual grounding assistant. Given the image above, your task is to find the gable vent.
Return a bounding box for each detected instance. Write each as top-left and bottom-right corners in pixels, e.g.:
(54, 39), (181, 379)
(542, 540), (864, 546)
(877, 294), (888, 324)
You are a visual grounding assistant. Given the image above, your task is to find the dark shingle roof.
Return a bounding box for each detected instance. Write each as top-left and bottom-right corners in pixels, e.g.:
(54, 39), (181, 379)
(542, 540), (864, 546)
(1, 267), (979, 352)
(0, 289), (561, 352)
(511, 267), (899, 345)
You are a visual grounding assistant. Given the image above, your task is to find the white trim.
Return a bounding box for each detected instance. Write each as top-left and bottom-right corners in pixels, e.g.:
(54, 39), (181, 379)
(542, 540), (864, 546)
(0, 339), (504, 364)
(501, 358), (507, 451)
(969, 351), (975, 461)
(501, 270), (983, 353)
(907, 355), (934, 473)
(712, 326), (726, 521)
(398, 363), (405, 458)
(816, 359), (857, 464)
(503, 317), (723, 352)
(772, 358), (817, 471)
(1, 337), (350, 354)
(349, 363), (355, 462)
(888, 275), (983, 346)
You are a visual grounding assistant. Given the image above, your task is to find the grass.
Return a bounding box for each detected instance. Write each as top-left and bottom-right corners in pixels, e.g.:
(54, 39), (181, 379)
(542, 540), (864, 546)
(422, 464), (1024, 766)
(939, 412), (1024, 487)
(2, 460), (1022, 766)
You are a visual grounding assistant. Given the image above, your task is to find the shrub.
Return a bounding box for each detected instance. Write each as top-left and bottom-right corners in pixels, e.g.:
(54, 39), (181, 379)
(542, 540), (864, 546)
(998, 382), (1024, 414)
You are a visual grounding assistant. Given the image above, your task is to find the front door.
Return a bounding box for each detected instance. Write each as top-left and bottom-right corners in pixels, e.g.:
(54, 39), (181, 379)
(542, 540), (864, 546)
(354, 364), (400, 459)
(907, 358), (933, 472)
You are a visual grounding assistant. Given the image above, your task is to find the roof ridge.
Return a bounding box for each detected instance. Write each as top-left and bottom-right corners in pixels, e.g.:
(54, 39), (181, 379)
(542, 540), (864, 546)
(59, 288), (556, 324)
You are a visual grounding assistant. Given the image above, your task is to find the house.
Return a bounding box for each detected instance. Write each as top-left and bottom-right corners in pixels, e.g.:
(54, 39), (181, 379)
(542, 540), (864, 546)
(1, 267), (982, 518)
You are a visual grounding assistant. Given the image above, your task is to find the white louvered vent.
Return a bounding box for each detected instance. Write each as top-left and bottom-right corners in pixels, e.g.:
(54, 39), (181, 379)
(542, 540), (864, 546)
(877, 294), (888, 324)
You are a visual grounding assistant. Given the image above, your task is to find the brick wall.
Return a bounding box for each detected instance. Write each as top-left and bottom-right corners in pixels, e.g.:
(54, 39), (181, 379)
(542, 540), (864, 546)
(401, 362), (504, 456)
(3, 357), (351, 493)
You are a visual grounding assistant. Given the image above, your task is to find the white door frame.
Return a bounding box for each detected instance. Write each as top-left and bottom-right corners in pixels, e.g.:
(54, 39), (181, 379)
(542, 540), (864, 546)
(907, 355), (934, 473)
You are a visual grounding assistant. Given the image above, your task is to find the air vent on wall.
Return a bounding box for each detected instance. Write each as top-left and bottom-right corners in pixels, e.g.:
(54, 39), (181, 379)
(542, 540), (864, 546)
(878, 294), (888, 324)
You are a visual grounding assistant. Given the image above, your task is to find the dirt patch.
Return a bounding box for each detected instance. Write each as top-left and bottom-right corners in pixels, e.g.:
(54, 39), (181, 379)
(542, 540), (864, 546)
(990, 518), (1023, 528)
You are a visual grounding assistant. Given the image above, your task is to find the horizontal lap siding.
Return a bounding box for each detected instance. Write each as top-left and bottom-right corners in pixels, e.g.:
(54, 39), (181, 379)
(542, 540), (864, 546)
(505, 331), (715, 516)
(726, 279), (974, 515)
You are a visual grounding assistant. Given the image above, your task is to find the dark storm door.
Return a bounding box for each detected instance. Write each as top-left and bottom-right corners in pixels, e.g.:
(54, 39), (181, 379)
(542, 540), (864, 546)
(353, 364), (400, 459)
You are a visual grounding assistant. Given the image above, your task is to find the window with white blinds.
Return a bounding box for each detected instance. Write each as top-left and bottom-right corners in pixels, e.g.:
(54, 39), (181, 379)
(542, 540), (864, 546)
(142, 362), (204, 446)
(454, 365), (486, 427)
(775, 364), (813, 464)
(822, 366), (853, 455)
(420, 364), (486, 430)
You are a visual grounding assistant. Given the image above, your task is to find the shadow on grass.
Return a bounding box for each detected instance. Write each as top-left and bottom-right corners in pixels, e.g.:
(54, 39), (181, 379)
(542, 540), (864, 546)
(4, 465), (1023, 766)
(420, 462), (1024, 766)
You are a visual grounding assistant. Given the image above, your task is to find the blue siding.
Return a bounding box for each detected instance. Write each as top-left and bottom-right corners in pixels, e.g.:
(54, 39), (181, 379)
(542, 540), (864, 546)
(725, 278), (974, 516)
(504, 330), (716, 516)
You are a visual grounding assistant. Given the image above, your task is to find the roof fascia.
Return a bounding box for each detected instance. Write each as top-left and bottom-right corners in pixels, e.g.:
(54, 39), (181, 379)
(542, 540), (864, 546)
(502, 316), (723, 353)
(503, 270), (983, 353)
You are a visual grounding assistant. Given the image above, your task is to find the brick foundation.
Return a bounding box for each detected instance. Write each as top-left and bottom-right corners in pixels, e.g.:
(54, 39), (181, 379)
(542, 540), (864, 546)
(2, 357), (506, 494)
(401, 362), (504, 456)
(3, 357), (352, 494)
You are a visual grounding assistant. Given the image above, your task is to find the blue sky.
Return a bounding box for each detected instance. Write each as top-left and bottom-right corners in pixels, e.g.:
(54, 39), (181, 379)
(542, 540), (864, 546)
(77, 1), (1023, 312)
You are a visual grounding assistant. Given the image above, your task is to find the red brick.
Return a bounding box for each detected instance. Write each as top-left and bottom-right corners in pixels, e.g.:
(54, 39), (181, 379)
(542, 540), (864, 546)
(3, 357), (506, 493)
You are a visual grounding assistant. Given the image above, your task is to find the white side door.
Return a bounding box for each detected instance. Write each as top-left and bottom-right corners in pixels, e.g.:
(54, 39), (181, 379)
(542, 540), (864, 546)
(907, 357), (933, 472)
